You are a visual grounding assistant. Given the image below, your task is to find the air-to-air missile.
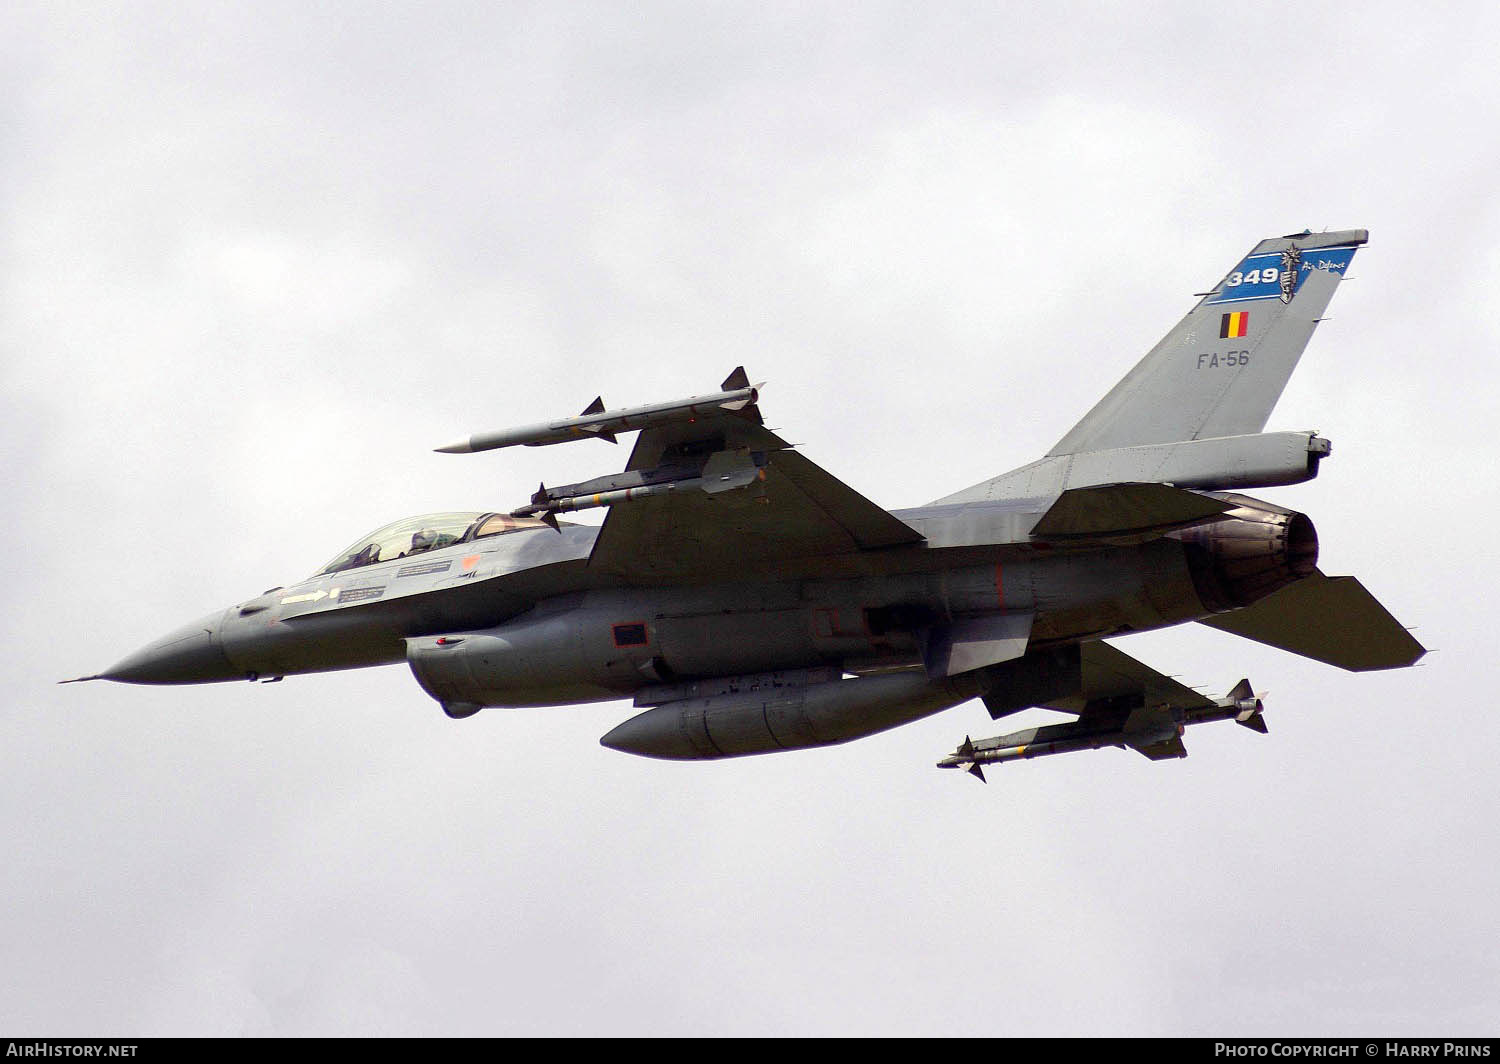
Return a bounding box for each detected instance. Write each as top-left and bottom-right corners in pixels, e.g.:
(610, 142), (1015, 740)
(435, 367), (759, 453)
(508, 448), (766, 528)
(937, 680), (1267, 781)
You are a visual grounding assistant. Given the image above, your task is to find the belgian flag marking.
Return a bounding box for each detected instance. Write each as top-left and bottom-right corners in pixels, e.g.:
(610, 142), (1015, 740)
(1220, 311), (1249, 339)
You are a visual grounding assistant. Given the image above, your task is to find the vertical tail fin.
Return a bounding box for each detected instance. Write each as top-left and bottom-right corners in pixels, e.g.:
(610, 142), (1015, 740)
(1049, 229), (1367, 456)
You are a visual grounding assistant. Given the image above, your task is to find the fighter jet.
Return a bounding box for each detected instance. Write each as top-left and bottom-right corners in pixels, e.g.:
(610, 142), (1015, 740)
(71, 229), (1425, 774)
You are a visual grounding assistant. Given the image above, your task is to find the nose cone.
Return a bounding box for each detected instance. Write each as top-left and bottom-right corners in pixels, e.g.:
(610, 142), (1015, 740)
(600, 706), (704, 760)
(101, 611), (241, 685)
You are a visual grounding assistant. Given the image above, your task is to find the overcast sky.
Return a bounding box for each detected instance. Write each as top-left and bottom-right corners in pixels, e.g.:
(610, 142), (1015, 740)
(4, 1), (1498, 1036)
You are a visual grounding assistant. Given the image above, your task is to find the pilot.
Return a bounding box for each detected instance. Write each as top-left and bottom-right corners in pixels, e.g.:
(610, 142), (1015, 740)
(409, 529), (438, 555)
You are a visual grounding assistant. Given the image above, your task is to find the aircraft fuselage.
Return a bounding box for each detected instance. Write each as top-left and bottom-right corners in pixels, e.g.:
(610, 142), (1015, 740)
(106, 494), (1307, 719)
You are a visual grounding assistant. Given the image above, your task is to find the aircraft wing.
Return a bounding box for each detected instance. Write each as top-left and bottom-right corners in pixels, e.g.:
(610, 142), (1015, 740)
(1043, 640), (1212, 760)
(587, 417), (923, 583)
(1040, 639), (1216, 715)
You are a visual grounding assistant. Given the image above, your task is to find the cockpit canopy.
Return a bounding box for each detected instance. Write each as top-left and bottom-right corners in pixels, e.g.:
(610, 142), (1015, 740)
(318, 511), (552, 576)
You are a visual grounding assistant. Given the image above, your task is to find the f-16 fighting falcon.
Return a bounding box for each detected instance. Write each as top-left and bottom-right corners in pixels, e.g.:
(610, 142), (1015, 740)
(71, 229), (1425, 777)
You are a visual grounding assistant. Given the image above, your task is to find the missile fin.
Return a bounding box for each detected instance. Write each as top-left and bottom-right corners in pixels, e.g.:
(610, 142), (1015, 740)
(1236, 712), (1269, 734)
(580, 396), (605, 416)
(577, 424), (618, 443)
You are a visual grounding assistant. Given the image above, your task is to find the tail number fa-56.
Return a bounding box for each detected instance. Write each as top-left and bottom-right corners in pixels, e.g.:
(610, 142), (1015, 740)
(1197, 351), (1250, 369)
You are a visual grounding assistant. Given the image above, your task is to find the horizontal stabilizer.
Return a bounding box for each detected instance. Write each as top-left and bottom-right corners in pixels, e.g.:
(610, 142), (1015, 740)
(1030, 483), (1233, 539)
(1199, 572), (1425, 671)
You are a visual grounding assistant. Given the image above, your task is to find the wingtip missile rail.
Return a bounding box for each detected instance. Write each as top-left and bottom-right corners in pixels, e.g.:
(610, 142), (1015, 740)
(435, 366), (761, 454)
